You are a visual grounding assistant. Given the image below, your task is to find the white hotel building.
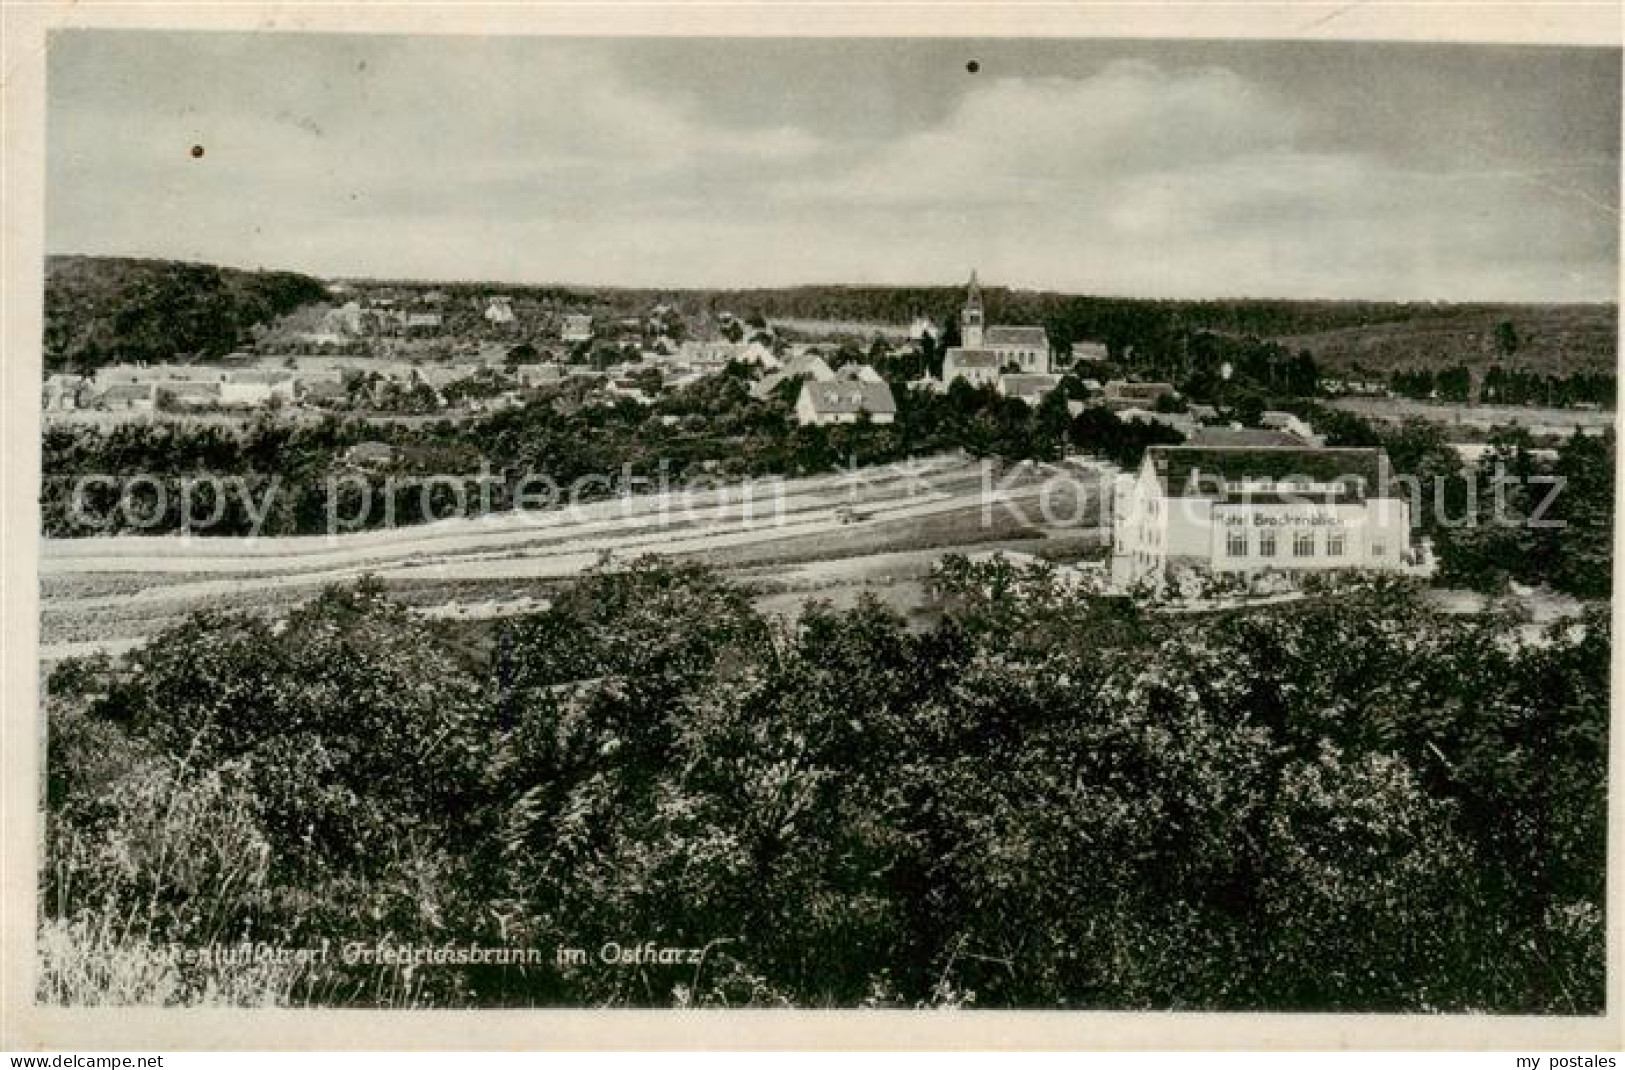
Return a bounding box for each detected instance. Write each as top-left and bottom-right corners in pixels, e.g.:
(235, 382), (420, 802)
(1111, 445), (1413, 588)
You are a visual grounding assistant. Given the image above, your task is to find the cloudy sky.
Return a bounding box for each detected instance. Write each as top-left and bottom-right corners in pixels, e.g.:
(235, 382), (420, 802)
(47, 32), (1621, 301)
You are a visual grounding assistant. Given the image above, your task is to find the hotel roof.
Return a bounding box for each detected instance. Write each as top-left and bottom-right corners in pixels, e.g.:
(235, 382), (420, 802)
(1145, 445), (1392, 501)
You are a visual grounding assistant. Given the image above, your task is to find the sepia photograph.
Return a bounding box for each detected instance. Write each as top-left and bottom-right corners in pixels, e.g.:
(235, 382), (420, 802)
(11, 12), (1619, 1038)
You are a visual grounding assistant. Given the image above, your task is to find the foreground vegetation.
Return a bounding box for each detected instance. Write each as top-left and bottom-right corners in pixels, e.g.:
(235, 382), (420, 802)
(44, 559), (1606, 1010)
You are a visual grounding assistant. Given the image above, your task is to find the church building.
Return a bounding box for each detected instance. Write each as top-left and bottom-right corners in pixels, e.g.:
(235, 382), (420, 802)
(940, 272), (1051, 387)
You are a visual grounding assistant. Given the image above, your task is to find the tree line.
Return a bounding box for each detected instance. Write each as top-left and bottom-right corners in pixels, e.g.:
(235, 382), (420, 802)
(45, 256), (330, 374)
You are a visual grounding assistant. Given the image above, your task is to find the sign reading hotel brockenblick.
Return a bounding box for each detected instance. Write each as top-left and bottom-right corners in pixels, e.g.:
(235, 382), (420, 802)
(28, 24), (1616, 1025)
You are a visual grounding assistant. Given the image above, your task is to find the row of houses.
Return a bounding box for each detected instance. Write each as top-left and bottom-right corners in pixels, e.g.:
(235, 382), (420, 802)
(1102, 398), (1325, 448)
(45, 367), (307, 412)
(294, 293), (597, 347)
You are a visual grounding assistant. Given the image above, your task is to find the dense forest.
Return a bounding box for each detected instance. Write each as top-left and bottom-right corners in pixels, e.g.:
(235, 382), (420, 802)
(43, 256), (329, 373)
(42, 559), (1607, 1010)
(1273, 305), (1619, 381)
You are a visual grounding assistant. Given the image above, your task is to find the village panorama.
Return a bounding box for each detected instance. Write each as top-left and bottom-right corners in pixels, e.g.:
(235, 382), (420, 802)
(33, 33), (1615, 1018)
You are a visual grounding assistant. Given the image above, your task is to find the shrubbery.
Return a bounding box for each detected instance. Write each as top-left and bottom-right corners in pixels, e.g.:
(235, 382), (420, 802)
(42, 560), (1608, 1010)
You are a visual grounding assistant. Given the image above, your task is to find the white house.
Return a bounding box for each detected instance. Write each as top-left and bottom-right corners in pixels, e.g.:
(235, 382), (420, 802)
(485, 296), (516, 326)
(512, 363), (563, 388)
(561, 313), (594, 343)
(1260, 410), (1324, 446)
(95, 382), (158, 411)
(42, 373), (86, 410)
(299, 378), (350, 406)
(219, 370), (297, 408)
(941, 349), (1001, 389)
(1110, 444), (1413, 589)
(1070, 341), (1109, 363)
(794, 379), (897, 426)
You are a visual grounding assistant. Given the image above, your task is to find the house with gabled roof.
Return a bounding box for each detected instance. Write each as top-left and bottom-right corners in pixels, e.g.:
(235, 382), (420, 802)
(94, 382), (158, 411)
(1103, 380), (1178, 410)
(998, 372), (1064, 405)
(794, 378), (897, 426)
(752, 353), (837, 400)
(940, 348), (1001, 389)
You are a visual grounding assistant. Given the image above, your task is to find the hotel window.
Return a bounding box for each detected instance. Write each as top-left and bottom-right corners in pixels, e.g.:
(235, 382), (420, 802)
(1327, 533), (1345, 557)
(1293, 531), (1315, 558)
(1259, 531), (1277, 557)
(1226, 530), (1248, 557)
(1372, 541), (1385, 558)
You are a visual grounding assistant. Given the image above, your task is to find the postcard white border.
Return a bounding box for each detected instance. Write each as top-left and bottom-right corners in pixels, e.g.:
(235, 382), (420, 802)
(2, 0), (1621, 1051)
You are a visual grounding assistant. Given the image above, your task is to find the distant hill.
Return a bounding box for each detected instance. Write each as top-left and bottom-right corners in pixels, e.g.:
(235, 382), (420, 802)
(387, 279), (1614, 374)
(1267, 304), (1618, 379)
(44, 256), (329, 373)
(43, 257), (1616, 381)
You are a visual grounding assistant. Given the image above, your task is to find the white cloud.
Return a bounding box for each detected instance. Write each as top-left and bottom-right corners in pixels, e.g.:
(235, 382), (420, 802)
(46, 42), (1616, 300)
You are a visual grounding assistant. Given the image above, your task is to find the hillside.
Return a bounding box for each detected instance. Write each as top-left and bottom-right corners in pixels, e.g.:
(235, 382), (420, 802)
(1269, 303), (1618, 379)
(44, 256), (329, 373)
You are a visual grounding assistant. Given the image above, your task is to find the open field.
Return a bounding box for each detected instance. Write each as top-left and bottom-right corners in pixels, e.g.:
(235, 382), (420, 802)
(1325, 397), (1616, 436)
(770, 316), (912, 339)
(40, 454), (1110, 658)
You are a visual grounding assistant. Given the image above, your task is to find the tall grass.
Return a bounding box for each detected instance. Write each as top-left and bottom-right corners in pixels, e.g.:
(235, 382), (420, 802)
(40, 752), (422, 1007)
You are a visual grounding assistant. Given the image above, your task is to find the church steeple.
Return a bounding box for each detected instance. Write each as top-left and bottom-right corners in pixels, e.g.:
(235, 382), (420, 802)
(961, 269), (985, 348)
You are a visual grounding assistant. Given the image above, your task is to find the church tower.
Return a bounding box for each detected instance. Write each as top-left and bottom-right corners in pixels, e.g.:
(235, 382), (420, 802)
(960, 270), (984, 349)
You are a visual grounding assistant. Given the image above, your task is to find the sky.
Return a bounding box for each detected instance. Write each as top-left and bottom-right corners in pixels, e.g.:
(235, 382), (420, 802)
(46, 32), (1622, 301)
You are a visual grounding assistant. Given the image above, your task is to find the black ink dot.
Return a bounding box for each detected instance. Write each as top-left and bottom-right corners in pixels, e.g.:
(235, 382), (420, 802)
(190, 145), (205, 159)
(966, 60), (980, 74)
